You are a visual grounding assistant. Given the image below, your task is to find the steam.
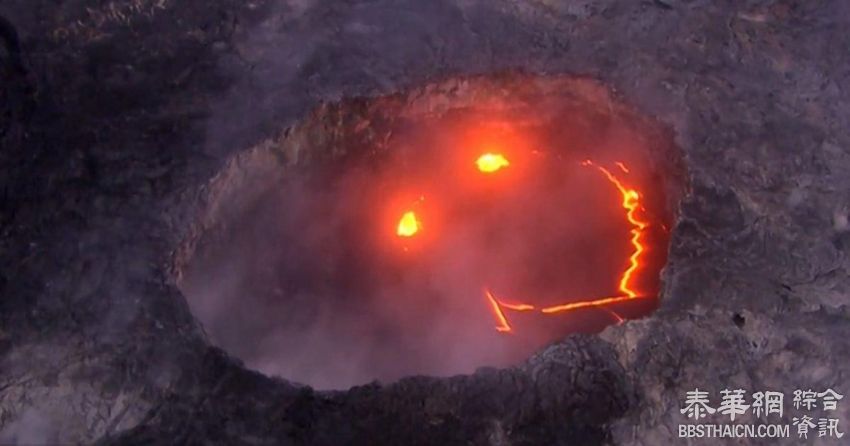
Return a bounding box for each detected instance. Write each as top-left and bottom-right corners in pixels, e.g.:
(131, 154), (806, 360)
(0, 408), (56, 445)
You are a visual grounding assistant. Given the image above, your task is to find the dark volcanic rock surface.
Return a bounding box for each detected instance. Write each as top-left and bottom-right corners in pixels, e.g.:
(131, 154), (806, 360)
(1, 0), (849, 444)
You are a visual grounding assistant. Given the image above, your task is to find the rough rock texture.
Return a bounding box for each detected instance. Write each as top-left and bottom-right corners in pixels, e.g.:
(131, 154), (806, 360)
(1, 0), (848, 444)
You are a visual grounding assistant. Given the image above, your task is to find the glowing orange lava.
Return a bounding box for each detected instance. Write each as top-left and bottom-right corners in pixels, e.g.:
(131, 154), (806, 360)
(497, 301), (535, 312)
(397, 211), (421, 237)
(580, 160), (647, 300)
(540, 294), (637, 314)
(485, 160), (651, 332)
(485, 290), (513, 333)
(615, 161), (630, 174)
(476, 153), (510, 173)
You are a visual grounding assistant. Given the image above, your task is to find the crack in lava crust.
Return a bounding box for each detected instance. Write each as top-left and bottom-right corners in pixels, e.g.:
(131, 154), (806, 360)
(486, 159), (650, 333)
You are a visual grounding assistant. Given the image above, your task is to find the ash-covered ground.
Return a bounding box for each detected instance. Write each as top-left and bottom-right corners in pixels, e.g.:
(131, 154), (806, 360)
(1, 1), (849, 445)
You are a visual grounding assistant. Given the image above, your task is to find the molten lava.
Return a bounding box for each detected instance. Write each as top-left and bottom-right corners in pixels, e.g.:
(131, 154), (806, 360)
(580, 160), (648, 300)
(484, 160), (651, 332)
(476, 153), (510, 173)
(485, 290), (512, 333)
(397, 211), (421, 238)
(388, 154), (651, 333)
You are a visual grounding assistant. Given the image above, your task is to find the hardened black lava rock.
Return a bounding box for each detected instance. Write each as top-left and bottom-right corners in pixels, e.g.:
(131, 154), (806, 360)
(1, 1), (849, 444)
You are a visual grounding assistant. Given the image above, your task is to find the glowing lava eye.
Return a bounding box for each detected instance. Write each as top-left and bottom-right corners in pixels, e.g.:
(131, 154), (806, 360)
(476, 153), (510, 173)
(397, 211), (421, 237)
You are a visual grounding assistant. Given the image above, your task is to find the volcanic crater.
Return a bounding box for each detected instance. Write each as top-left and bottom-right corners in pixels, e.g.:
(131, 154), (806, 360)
(177, 74), (686, 389)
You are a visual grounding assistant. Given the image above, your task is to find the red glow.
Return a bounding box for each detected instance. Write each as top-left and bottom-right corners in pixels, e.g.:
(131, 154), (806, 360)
(386, 139), (653, 333)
